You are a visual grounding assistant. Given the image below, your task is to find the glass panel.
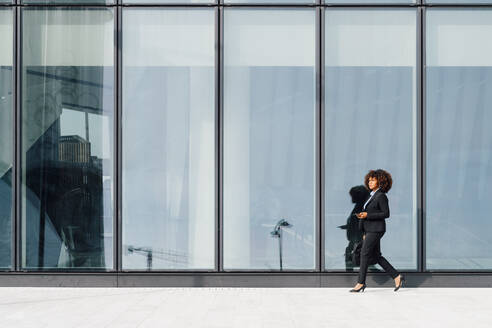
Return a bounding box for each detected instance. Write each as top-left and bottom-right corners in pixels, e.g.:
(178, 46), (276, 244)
(326, 0), (413, 4)
(124, 0), (212, 4)
(324, 9), (417, 271)
(23, 0), (113, 5)
(21, 9), (114, 270)
(0, 9), (13, 269)
(427, 0), (492, 4)
(122, 9), (215, 270)
(223, 9), (316, 270)
(225, 0), (313, 4)
(426, 9), (492, 270)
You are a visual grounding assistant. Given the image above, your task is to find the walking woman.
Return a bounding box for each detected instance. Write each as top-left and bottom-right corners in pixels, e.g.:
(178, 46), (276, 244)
(350, 169), (405, 292)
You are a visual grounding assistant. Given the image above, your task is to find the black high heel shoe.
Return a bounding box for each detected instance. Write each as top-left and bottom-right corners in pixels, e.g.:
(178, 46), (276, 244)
(394, 275), (405, 292)
(349, 284), (366, 293)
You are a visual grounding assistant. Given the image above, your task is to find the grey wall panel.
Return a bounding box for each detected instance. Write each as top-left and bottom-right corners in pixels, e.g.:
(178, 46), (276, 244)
(0, 273), (117, 287)
(118, 273), (321, 287)
(0, 273), (491, 287)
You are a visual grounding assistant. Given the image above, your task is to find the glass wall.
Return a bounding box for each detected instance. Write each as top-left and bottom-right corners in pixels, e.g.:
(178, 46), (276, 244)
(0, 9), (12, 269)
(426, 9), (492, 270)
(0, 1), (489, 276)
(324, 9), (418, 271)
(122, 9), (215, 270)
(21, 8), (114, 270)
(223, 9), (316, 270)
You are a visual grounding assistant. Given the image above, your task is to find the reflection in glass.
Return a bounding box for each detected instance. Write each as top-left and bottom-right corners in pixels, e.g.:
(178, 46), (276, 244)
(426, 10), (492, 270)
(325, 0), (413, 4)
(223, 9), (316, 270)
(21, 9), (114, 269)
(122, 9), (215, 270)
(224, 0), (313, 4)
(0, 9), (13, 269)
(324, 10), (417, 270)
(427, 0), (492, 4)
(23, 0), (112, 4)
(337, 186), (369, 270)
(124, 0), (211, 4)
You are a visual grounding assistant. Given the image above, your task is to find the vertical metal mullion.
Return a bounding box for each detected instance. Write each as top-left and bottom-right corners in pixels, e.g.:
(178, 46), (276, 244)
(318, 6), (325, 272)
(315, 6), (323, 272)
(14, 6), (22, 272)
(217, 5), (224, 272)
(114, 4), (122, 272)
(12, 6), (18, 272)
(416, 6), (423, 273)
(420, 6), (426, 273)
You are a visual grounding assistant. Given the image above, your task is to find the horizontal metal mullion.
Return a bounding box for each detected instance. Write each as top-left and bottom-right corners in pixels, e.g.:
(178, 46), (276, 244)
(5, 3), (492, 7)
(3, 270), (492, 275)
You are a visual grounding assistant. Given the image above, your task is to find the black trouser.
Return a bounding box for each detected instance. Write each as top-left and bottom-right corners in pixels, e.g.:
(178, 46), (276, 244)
(358, 232), (399, 284)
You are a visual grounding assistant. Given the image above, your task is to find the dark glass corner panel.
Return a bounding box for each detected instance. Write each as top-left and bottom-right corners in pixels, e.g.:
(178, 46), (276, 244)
(21, 8), (115, 270)
(0, 8), (13, 270)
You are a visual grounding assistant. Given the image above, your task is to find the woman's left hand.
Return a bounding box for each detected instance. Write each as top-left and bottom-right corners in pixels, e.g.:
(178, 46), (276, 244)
(356, 212), (368, 219)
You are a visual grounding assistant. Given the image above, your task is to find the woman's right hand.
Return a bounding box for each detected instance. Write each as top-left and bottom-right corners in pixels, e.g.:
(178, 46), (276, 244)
(363, 234), (366, 240)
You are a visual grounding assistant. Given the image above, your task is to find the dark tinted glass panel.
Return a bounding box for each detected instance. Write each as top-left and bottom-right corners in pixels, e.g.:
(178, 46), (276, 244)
(223, 9), (316, 270)
(324, 10), (418, 271)
(122, 9), (215, 270)
(0, 9), (13, 269)
(21, 9), (114, 270)
(426, 10), (492, 270)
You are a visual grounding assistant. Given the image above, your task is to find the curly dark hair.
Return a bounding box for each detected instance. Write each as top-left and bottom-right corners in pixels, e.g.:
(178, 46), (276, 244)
(364, 169), (392, 193)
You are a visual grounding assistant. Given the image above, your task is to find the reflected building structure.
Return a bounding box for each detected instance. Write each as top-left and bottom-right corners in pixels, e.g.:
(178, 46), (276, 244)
(22, 62), (113, 269)
(0, 0), (491, 286)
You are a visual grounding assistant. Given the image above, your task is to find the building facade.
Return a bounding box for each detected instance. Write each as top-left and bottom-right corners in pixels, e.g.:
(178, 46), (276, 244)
(0, 0), (491, 287)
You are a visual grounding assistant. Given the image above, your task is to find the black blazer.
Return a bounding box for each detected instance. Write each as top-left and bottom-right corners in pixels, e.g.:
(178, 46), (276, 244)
(358, 189), (390, 233)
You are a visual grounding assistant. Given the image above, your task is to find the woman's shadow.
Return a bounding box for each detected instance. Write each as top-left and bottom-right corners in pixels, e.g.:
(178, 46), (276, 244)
(338, 185), (371, 271)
